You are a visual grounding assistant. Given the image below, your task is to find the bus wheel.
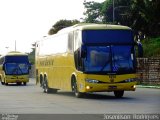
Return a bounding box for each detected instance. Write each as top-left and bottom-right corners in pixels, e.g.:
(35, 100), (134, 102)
(23, 82), (27, 86)
(72, 77), (83, 98)
(17, 82), (22, 85)
(114, 91), (124, 98)
(40, 75), (43, 87)
(43, 77), (51, 93)
(1, 82), (5, 85)
(4, 80), (8, 85)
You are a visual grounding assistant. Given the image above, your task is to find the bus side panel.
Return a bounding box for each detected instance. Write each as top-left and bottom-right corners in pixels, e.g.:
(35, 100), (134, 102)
(48, 53), (75, 91)
(37, 53), (75, 91)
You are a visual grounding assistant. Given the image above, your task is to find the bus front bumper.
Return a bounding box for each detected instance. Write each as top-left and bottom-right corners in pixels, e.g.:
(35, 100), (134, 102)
(5, 76), (29, 83)
(79, 82), (137, 92)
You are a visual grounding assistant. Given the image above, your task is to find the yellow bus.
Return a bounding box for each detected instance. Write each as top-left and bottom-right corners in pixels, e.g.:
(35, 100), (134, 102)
(0, 51), (31, 85)
(36, 24), (142, 98)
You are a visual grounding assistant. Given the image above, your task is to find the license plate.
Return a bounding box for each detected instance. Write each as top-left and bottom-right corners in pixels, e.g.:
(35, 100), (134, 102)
(109, 86), (117, 89)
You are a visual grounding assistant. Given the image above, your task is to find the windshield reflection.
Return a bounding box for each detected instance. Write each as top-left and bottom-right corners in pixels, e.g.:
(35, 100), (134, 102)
(5, 63), (29, 75)
(111, 46), (134, 72)
(84, 45), (135, 74)
(84, 46), (111, 72)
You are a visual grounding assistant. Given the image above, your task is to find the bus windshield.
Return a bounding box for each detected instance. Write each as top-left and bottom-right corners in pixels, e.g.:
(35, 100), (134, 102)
(5, 63), (29, 75)
(84, 45), (135, 74)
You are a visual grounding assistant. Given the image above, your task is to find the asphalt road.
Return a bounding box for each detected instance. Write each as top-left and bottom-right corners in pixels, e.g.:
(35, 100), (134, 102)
(0, 78), (159, 115)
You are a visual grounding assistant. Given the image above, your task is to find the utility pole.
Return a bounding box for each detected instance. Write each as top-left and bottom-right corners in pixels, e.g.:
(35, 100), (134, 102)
(15, 40), (16, 51)
(113, 0), (115, 23)
(5, 46), (9, 53)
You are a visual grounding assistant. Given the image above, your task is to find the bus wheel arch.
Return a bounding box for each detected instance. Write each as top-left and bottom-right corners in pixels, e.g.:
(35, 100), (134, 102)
(71, 74), (76, 91)
(0, 75), (4, 85)
(71, 74), (83, 98)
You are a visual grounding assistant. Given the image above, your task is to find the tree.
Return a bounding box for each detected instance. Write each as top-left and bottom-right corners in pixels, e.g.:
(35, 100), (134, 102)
(130, 0), (160, 37)
(28, 43), (35, 64)
(83, 1), (104, 23)
(48, 19), (80, 35)
(83, 0), (131, 24)
(101, 0), (132, 24)
(83, 0), (160, 37)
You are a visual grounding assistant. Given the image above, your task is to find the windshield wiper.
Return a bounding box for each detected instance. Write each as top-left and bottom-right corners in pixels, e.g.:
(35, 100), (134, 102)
(12, 68), (18, 74)
(100, 60), (110, 72)
(100, 53), (111, 72)
(18, 66), (24, 74)
(11, 64), (24, 74)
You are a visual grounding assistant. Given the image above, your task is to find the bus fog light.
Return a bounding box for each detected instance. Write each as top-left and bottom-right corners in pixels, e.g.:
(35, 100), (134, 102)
(86, 86), (90, 90)
(133, 85), (136, 88)
(132, 85), (136, 89)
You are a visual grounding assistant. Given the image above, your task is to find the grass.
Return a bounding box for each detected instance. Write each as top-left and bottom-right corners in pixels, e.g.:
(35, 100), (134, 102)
(142, 37), (160, 57)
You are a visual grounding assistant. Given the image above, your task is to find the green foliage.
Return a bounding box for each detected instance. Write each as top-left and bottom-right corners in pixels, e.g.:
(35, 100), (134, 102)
(83, 0), (160, 37)
(48, 19), (79, 35)
(131, 0), (160, 37)
(142, 37), (160, 57)
(28, 43), (35, 64)
(101, 0), (112, 23)
(83, 1), (104, 23)
(102, 0), (132, 24)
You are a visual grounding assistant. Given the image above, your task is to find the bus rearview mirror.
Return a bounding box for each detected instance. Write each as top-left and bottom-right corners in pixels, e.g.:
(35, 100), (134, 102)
(2, 65), (5, 71)
(137, 42), (143, 58)
(29, 63), (32, 70)
(81, 50), (86, 58)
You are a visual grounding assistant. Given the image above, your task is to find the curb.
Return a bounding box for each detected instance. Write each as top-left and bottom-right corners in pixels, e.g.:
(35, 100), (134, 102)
(136, 85), (160, 89)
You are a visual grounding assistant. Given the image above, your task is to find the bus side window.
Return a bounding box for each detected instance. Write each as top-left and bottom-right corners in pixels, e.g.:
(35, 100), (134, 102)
(68, 32), (74, 53)
(74, 48), (84, 71)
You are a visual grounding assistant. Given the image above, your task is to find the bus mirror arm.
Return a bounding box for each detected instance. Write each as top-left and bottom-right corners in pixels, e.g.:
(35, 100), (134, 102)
(135, 41), (143, 58)
(29, 63), (32, 70)
(81, 50), (86, 58)
(2, 65), (5, 70)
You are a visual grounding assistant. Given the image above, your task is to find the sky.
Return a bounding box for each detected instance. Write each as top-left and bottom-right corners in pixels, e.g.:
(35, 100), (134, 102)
(0, 0), (104, 55)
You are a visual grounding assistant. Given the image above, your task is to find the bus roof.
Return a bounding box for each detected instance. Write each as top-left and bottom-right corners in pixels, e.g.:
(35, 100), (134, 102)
(5, 51), (27, 56)
(57, 23), (131, 34)
(36, 23), (132, 44)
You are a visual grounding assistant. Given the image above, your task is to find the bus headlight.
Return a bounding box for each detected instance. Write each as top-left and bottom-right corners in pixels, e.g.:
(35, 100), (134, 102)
(86, 79), (99, 83)
(124, 78), (137, 83)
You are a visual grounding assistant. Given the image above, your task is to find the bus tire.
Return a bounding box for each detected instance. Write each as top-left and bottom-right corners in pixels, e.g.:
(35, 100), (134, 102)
(23, 82), (27, 86)
(1, 82), (5, 85)
(0, 77), (4, 85)
(72, 76), (83, 98)
(114, 90), (124, 98)
(43, 77), (51, 93)
(40, 75), (43, 87)
(4, 80), (8, 85)
(17, 82), (22, 85)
